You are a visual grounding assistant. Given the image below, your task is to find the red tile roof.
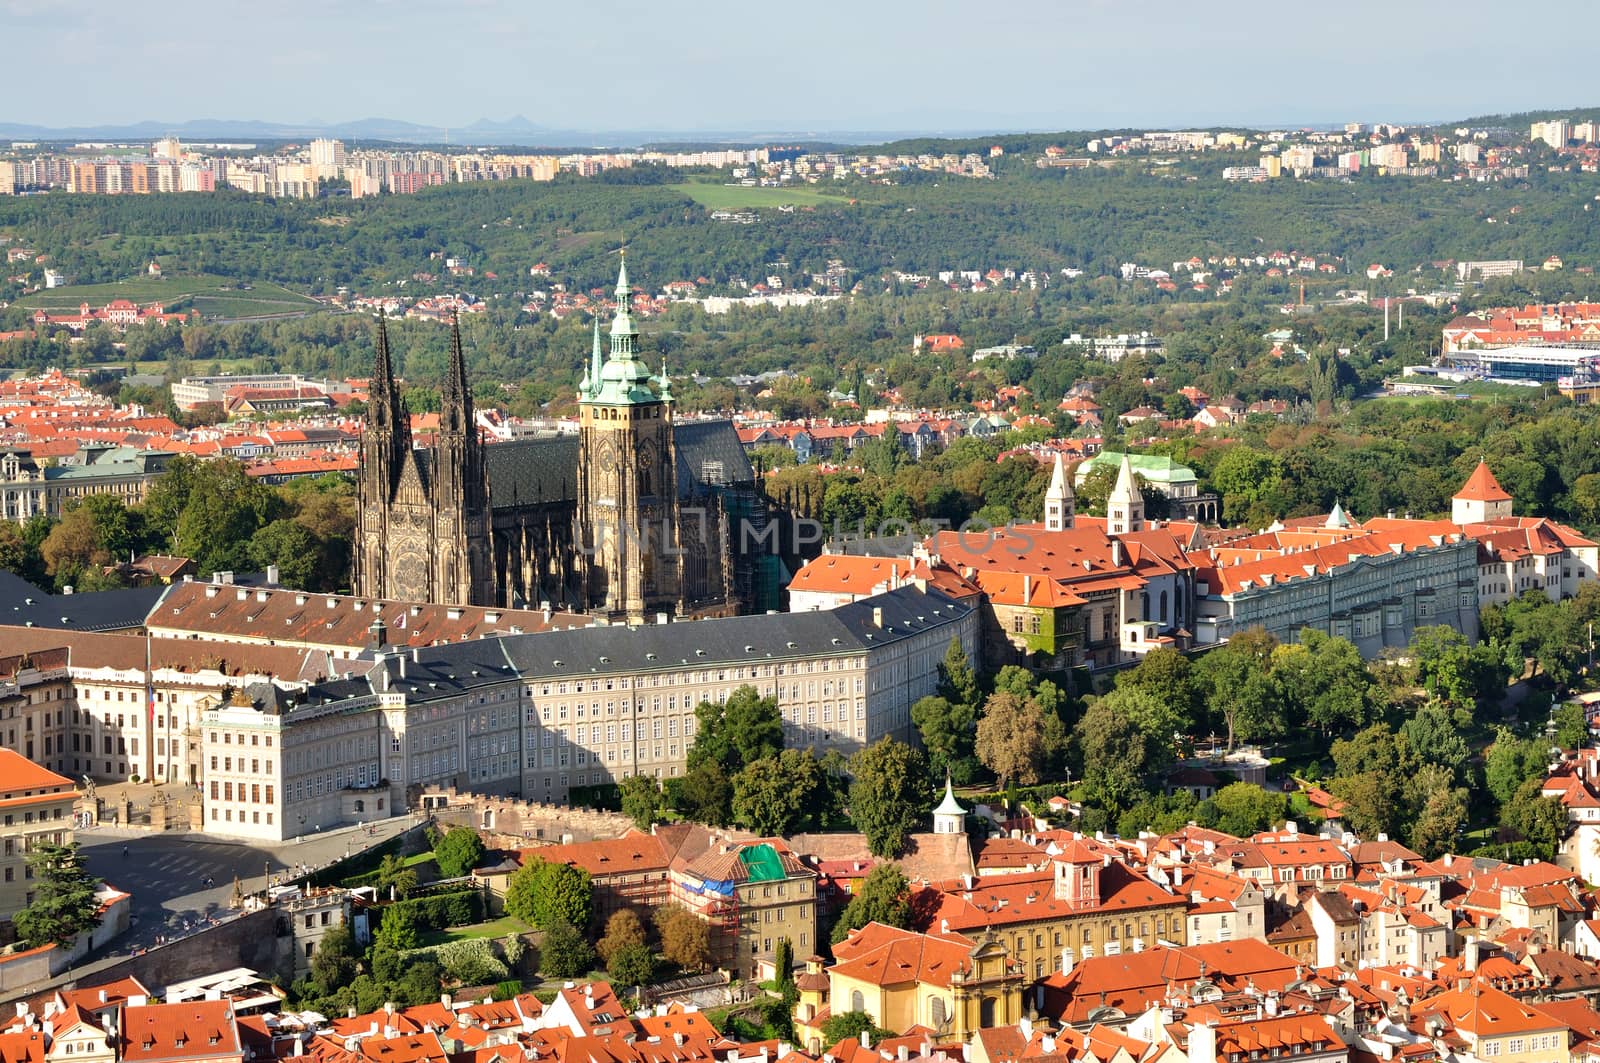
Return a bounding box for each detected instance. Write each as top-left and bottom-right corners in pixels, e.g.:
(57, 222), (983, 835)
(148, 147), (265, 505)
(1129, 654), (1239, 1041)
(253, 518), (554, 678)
(1455, 461), (1512, 503)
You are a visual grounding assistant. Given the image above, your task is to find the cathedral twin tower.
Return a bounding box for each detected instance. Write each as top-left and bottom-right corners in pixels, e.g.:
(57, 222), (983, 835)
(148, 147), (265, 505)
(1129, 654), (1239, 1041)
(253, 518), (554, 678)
(355, 258), (726, 624)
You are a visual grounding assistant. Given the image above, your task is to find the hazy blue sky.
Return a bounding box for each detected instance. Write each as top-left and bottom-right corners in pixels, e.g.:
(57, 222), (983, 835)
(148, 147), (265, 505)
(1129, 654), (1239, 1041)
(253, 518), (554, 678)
(5, 0), (1592, 134)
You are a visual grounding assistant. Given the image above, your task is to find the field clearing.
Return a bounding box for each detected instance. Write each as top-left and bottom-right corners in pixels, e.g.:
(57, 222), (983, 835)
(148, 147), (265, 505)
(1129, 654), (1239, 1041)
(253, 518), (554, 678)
(674, 181), (851, 210)
(418, 916), (529, 947)
(17, 274), (321, 319)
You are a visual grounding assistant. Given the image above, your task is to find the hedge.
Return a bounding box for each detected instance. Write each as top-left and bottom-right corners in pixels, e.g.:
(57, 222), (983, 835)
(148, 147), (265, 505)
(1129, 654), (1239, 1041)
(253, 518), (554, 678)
(381, 887), (484, 932)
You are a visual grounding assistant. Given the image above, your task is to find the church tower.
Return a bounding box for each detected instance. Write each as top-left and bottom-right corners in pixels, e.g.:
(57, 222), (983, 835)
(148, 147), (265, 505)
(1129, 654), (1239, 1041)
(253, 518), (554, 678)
(1106, 453), (1145, 535)
(354, 313), (493, 606)
(1043, 452), (1075, 531)
(355, 314), (411, 600)
(431, 314), (494, 605)
(1452, 460), (1514, 525)
(576, 256), (681, 623)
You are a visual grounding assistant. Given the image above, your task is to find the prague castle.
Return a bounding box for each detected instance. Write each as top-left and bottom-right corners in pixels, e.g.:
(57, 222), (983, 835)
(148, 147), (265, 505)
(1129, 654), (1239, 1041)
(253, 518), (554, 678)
(355, 259), (770, 620)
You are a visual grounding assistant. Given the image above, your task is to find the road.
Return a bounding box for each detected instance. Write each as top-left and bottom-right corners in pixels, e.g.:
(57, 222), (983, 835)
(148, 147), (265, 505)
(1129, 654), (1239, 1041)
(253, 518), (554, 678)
(77, 815), (417, 958)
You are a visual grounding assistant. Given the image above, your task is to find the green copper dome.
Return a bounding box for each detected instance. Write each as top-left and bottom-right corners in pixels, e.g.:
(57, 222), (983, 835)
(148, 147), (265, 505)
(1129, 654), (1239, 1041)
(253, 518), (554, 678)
(586, 254), (666, 406)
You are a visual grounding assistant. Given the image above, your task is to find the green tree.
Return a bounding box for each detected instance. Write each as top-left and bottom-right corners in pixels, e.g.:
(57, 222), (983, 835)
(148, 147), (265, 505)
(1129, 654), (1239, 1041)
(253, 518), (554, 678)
(1409, 781), (1469, 859)
(1211, 782), (1288, 837)
(687, 686), (783, 774)
(607, 941), (657, 989)
(619, 774), (662, 831)
(247, 519), (321, 589)
(1506, 777), (1570, 861)
(820, 1012), (891, 1048)
(505, 857), (594, 930)
(168, 459), (283, 572)
(1485, 728), (1552, 805)
(831, 863), (912, 944)
(433, 827), (487, 878)
(1114, 647), (1201, 734)
(1554, 702), (1590, 750)
(1074, 697), (1158, 815)
(678, 761), (734, 826)
(1194, 628), (1283, 751)
(374, 853), (418, 900)
(307, 924), (360, 997)
(911, 695), (978, 782)
(774, 937), (794, 982)
(1400, 702), (1472, 782)
(1271, 630), (1378, 736)
(848, 738), (932, 859)
(539, 917), (596, 978)
(12, 842), (102, 949)
(1409, 625), (1508, 707)
(374, 904), (421, 951)
(1209, 446), (1283, 526)
(1327, 723), (1417, 841)
(733, 748), (831, 836)
(937, 637), (981, 708)
(974, 689), (1067, 790)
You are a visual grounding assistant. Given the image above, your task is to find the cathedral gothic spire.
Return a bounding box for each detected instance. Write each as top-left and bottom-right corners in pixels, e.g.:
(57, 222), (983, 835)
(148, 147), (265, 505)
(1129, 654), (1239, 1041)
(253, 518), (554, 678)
(441, 310), (473, 437)
(364, 311), (409, 499)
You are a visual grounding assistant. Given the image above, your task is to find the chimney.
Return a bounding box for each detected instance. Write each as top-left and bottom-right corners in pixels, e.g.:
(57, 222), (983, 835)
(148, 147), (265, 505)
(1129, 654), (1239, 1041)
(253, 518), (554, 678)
(872, 606), (883, 629)
(1060, 948), (1073, 974)
(860, 1032), (871, 1048)
(266, 564), (280, 586)
(897, 1047), (908, 1063)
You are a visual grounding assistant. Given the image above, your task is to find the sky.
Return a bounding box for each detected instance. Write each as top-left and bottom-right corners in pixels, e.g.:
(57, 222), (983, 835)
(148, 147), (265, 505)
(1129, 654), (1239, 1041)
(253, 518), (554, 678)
(5, 0), (1595, 137)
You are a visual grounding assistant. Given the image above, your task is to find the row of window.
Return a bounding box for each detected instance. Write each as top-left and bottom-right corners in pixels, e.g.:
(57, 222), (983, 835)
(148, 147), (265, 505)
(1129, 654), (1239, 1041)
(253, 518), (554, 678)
(210, 781), (275, 804)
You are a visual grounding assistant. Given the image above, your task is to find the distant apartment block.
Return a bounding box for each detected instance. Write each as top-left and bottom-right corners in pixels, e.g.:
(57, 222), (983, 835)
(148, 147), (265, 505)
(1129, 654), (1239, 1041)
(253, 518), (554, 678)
(170, 373), (353, 411)
(1063, 331), (1164, 362)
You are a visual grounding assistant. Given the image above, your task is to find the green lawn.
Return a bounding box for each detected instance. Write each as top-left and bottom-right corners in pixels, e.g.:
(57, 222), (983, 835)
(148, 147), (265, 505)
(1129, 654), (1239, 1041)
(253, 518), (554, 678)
(403, 852), (438, 868)
(17, 273), (321, 320)
(674, 181), (851, 210)
(419, 916), (530, 947)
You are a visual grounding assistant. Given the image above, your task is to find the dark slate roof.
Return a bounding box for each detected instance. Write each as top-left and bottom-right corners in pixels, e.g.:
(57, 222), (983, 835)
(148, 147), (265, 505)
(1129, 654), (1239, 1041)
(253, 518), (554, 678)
(674, 419), (755, 494)
(294, 586), (972, 708)
(483, 436), (579, 511)
(0, 571), (164, 633)
(496, 586), (969, 684)
(481, 421), (752, 513)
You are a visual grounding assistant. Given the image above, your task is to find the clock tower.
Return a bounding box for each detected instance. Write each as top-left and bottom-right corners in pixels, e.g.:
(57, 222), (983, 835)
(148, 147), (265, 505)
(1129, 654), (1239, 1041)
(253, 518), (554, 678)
(576, 255), (681, 623)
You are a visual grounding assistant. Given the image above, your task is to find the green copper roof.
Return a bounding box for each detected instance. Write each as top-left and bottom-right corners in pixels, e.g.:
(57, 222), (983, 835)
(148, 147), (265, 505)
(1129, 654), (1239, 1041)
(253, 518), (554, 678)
(586, 256), (666, 406)
(1075, 450), (1196, 486)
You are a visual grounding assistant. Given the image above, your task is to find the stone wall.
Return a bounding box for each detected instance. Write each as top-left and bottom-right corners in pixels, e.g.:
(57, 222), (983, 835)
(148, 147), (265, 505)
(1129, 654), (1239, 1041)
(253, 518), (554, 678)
(81, 907), (289, 992)
(0, 946), (54, 996)
(419, 787), (632, 847)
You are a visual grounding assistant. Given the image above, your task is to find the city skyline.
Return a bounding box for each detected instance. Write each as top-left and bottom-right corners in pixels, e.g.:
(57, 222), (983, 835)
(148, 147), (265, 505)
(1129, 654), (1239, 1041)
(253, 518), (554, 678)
(4, 0), (1597, 138)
